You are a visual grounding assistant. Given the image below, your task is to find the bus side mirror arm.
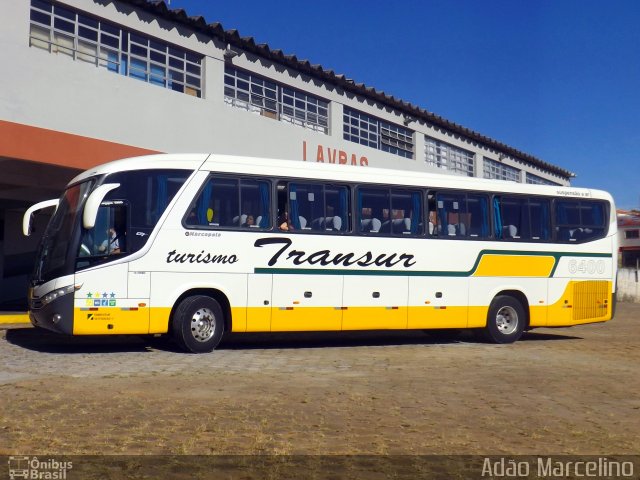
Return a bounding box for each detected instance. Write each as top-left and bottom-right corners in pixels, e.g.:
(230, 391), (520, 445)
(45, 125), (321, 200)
(82, 183), (121, 229)
(22, 199), (59, 236)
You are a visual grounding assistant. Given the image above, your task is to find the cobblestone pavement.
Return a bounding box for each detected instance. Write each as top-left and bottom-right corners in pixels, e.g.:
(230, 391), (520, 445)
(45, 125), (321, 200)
(0, 326), (480, 383)
(1, 303), (639, 456)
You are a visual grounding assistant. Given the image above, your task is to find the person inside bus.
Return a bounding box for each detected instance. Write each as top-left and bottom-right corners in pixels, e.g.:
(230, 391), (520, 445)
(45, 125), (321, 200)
(278, 211), (293, 231)
(99, 227), (121, 255)
(428, 210), (437, 235)
(243, 215), (255, 228)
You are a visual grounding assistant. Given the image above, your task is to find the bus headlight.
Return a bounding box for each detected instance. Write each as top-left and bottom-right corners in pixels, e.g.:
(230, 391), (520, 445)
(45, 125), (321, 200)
(41, 285), (79, 307)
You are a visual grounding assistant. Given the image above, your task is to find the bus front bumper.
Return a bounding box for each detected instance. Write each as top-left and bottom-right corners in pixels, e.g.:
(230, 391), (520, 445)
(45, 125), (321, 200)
(29, 289), (75, 335)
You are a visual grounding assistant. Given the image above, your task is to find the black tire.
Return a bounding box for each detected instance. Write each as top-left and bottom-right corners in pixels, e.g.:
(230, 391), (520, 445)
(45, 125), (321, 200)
(171, 295), (224, 353)
(483, 295), (526, 344)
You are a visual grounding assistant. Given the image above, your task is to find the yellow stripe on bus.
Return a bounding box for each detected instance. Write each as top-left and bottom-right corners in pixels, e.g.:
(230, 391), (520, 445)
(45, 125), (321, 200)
(71, 279), (613, 335)
(473, 254), (556, 277)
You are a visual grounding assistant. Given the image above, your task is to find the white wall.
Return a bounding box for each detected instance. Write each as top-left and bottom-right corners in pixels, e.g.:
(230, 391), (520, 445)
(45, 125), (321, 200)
(0, 0), (569, 184)
(617, 268), (640, 303)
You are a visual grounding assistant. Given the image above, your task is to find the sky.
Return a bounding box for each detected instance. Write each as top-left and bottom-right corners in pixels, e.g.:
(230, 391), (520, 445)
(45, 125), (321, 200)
(169, 0), (640, 210)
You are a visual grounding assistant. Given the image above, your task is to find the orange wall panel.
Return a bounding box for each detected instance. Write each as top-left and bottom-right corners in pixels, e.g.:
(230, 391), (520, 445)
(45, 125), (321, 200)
(0, 120), (160, 169)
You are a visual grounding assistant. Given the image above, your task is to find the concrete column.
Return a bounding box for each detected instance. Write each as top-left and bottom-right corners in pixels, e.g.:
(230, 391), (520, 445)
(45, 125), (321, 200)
(205, 55), (226, 104)
(414, 131), (425, 164)
(476, 155), (484, 179)
(330, 102), (343, 140)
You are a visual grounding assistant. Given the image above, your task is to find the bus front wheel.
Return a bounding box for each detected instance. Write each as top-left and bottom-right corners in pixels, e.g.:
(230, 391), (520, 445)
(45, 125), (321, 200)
(172, 295), (224, 353)
(483, 295), (525, 344)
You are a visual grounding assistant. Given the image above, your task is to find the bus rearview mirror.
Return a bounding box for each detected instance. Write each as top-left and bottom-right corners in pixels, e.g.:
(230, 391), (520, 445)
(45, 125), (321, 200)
(82, 183), (121, 230)
(22, 199), (59, 236)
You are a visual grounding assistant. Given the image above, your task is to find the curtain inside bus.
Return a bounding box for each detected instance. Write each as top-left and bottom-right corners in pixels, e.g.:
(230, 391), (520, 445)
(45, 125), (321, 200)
(480, 197), (489, 237)
(493, 197), (503, 238)
(411, 192), (421, 234)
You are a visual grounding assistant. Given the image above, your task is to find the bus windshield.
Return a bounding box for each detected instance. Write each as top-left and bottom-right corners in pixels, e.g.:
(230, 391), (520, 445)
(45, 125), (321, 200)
(75, 169), (192, 270)
(32, 179), (95, 285)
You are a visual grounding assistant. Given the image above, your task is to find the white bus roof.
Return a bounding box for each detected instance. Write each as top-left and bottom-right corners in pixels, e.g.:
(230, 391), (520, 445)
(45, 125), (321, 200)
(70, 153), (613, 202)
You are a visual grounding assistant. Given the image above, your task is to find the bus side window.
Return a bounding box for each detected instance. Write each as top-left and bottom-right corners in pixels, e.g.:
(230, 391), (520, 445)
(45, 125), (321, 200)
(240, 179), (271, 229)
(78, 202), (127, 260)
(389, 189), (422, 235)
(529, 198), (551, 241)
(186, 177), (237, 227)
(556, 200), (581, 242)
(466, 194), (489, 238)
(358, 188), (388, 234)
(325, 185), (350, 232)
(500, 196), (525, 240)
(187, 177), (271, 230)
(556, 199), (607, 243)
(436, 192), (467, 237)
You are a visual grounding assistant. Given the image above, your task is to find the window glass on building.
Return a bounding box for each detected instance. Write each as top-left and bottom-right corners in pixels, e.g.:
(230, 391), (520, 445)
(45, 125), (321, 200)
(343, 108), (413, 159)
(29, 0), (203, 97)
(625, 229), (640, 239)
(224, 66), (329, 133)
(526, 172), (560, 186)
(483, 157), (520, 182)
(424, 137), (475, 177)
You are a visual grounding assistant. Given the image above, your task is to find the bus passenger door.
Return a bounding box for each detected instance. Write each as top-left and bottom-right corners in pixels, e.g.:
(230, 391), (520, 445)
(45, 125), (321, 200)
(408, 277), (469, 329)
(271, 274), (343, 331)
(246, 274), (272, 332)
(74, 201), (149, 335)
(74, 263), (149, 335)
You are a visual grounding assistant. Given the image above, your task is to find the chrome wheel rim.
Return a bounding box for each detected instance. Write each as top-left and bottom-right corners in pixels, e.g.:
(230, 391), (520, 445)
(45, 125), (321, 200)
(190, 307), (216, 342)
(495, 306), (518, 335)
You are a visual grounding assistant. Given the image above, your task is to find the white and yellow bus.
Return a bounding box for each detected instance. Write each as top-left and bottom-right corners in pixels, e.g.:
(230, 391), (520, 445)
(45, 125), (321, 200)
(23, 154), (617, 352)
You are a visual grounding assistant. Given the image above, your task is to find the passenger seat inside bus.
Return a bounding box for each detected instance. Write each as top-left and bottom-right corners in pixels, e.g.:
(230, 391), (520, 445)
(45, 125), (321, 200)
(232, 214), (247, 226)
(447, 223), (466, 236)
(311, 216), (343, 231)
(361, 218), (381, 233)
(391, 218), (411, 234)
(503, 224), (518, 238)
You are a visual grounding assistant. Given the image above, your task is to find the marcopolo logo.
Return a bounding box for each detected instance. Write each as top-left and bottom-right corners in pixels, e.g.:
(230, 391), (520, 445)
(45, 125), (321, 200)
(8, 456), (73, 479)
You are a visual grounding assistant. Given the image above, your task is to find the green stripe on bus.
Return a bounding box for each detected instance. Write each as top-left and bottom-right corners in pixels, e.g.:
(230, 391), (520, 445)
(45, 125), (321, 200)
(254, 250), (612, 277)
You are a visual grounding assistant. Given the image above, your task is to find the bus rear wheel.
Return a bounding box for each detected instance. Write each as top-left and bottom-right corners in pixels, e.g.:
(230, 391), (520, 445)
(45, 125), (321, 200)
(172, 295), (224, 353)
(483, 295), (525, 344)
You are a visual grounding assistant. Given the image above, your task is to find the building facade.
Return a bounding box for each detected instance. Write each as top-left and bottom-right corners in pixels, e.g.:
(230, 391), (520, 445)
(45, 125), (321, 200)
(0, 0), (572, 309)
(617, 210), (640, 268)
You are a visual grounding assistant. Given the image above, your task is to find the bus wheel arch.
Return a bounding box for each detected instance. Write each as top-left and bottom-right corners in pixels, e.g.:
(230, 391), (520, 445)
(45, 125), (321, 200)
(169, 288), (231, 353)
(483, 290), (529, 344)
